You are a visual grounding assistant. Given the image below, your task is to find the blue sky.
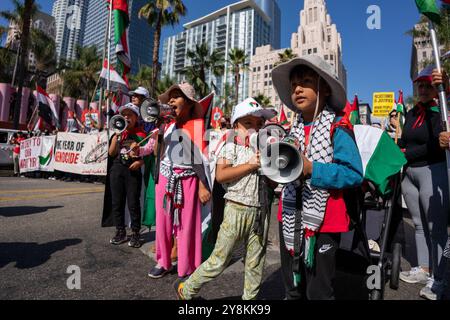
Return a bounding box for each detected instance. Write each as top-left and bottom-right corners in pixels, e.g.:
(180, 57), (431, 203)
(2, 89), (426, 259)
(0, 0), (425, 105)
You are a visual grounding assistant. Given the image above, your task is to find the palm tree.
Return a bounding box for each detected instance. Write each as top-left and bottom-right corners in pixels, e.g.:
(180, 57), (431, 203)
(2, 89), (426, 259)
(139, 0), (187, 98)
(0, 47), (15, 83)
(253, 93), (271, 107)
(129, 64), (152, 89)
(1, 0), (37, 128)
(228, 48), (249, 104)
(62, 46), (101, 100)
(182, 43), (224, 98)
(156, 74), (176, 96)
(29, 28), (56, 87)
(219, 82), (235, 117)
(275, 48), (298, 67)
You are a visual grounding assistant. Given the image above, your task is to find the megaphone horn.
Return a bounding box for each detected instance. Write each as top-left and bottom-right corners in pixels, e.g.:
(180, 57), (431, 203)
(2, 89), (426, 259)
(260, 136), (303, 184)
(110, 114), (128, 134)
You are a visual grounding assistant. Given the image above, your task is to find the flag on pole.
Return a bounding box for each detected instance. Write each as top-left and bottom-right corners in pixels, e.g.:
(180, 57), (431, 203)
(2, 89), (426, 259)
(396, 90), (406, 130)
(99, 59), (129, 94)
(35, 86), (59, 129)
(107, 0), (131, 81)
(415, 0), (442, 24)
(343, 95), (361, 126)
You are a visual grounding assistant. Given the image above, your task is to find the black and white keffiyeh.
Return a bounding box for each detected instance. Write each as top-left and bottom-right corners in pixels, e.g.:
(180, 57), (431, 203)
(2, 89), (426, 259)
(160, 162), (196, 227)
(281, 107), (336, 252)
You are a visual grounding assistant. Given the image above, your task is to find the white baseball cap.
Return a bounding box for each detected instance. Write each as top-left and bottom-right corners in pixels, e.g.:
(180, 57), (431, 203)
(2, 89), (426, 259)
(129, 86), (150, 98)
(231, 98), (277, 125)
(119, 103), (140, 117)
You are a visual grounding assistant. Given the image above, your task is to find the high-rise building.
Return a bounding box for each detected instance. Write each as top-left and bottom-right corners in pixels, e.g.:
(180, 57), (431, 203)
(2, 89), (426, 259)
(52, 0), (87, 62)
(249, 0), (347, 114)
(83, 0), (154, 75)
(162, 0), (281, 103)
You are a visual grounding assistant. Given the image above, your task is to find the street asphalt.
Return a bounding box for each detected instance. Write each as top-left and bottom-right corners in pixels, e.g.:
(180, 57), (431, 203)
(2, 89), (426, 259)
(0, 174), (448, 300)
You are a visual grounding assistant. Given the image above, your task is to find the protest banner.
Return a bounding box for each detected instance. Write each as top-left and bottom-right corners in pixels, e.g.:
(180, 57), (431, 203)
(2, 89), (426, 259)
(372, 92), (395, 118)
(19, 136), (56, 173)
(53, 132), (108, 176)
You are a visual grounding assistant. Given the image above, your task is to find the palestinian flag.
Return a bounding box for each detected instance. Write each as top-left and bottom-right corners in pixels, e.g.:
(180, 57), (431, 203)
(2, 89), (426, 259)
(199, 92), (215, 130)
(36, 86), (59, 129)
(354, 125), (407, 195)
(396, 90), (406, 130)
(107, 0), (131, 80)
(279, 106), (288, 126)
(415, 0), (441, 24)
(343, 95), (361, 126)
(99, 59), (129, 94)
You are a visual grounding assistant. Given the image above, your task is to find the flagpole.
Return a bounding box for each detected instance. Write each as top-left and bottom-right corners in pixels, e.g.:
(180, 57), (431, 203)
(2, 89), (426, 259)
(394, 91), (401, 145)
(106, 0), (114, 141)
(428, 20), (450, 200)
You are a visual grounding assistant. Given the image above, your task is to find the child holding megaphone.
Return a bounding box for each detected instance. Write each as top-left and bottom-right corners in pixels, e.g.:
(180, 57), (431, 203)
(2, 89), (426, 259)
(174, 97), (277, 300)
(272, 56), (364, 300)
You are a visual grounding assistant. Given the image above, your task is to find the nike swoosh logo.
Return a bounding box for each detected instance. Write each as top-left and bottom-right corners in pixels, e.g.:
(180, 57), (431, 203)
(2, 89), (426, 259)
(318, 245), (332, 254)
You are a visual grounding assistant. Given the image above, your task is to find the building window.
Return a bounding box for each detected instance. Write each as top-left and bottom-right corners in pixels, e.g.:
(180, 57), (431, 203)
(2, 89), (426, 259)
(325, 55), (328, 60)
(253, 67), (256, 72)
(308, 49), (312, 54)
(308, 8), (313, 24)
(264, 81), (268, 86)
(269, 64), (273, 69)
(422, 51), (427, 59)
(258, 66), (261, 71)
(314, 7), (318, 22)
(330, 54), (334, 61)
(265, 73), (268, 78)
(313, 48), (317, 53)
(303, 50), (307, 55)
(328, 35), (331, 42)
(265, 65), (268, 70)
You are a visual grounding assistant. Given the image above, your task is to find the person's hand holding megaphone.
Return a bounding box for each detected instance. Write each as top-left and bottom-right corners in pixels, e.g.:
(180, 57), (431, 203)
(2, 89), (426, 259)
(300, 153), (313, 179)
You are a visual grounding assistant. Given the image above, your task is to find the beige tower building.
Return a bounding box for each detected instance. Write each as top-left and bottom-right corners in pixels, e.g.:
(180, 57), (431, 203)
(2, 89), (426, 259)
(249, 0), (347, 118)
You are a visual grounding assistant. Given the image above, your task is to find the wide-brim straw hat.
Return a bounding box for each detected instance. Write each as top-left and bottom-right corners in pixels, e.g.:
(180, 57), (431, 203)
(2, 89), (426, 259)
(271, 55), (347, 112)
(158, 82), (203, 119)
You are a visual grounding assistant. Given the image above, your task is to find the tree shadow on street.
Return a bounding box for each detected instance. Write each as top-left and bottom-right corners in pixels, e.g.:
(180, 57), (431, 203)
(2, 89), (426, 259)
(0, 239), (82, 269)
(0, 206), (64, 218)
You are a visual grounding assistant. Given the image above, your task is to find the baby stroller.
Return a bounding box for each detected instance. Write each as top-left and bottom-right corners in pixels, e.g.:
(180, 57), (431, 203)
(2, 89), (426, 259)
(342, 172), (403, 300)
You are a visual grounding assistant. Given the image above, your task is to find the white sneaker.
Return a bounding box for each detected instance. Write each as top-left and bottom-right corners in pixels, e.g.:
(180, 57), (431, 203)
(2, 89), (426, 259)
(420, 278), (445, 300)
(399, 267), (430, 284)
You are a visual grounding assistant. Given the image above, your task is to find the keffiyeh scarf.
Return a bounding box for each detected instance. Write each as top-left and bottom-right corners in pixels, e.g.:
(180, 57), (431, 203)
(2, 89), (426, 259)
(281, 107), (335, 272)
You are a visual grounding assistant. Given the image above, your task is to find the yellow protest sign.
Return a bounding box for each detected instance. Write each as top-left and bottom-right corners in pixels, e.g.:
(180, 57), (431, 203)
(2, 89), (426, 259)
(372, 92), (395, 118)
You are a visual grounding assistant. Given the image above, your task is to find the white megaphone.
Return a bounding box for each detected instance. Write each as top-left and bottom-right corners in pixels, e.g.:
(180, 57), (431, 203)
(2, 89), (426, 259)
(110, 114), (128, 134)
(260, 136), (303, 184)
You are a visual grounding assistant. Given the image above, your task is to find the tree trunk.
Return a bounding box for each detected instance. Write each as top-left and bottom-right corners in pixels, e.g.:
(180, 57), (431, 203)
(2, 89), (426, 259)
(13, 0), (34, 129)
(235, 66), (240, 105)
(151, 13), (162, 99)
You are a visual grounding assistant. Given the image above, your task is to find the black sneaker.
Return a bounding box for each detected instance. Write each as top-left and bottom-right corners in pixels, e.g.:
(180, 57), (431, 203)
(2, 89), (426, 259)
(148, 265), (171, 279)
(128, 232), (142, 248)
(110, 229), (127, 245)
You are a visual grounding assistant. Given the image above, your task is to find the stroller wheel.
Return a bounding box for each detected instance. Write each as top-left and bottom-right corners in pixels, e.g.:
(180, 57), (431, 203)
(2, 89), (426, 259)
(370, 289), (382, 300)
(389, 243), (402, 290)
